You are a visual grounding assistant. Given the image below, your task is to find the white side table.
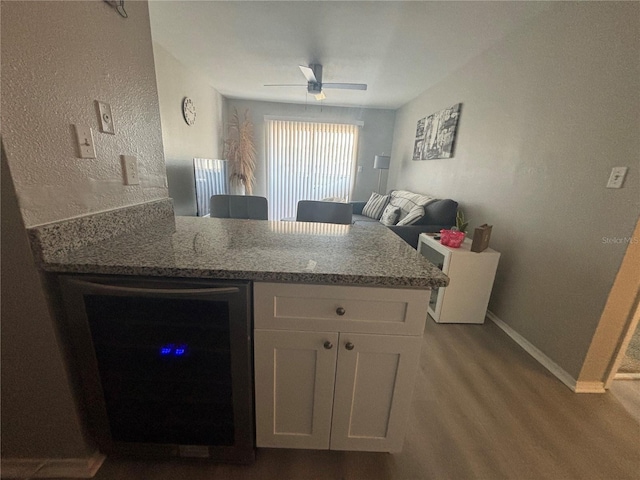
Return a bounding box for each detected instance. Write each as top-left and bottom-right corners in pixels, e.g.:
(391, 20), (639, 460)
(417, 233), (500, 324)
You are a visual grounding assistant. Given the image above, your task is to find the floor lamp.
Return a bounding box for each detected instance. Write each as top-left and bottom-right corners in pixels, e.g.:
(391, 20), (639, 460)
(374, 155), (390, 194)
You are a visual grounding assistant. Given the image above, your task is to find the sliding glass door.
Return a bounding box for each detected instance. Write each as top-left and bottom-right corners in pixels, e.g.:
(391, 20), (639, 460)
(265, 119), (359, 221)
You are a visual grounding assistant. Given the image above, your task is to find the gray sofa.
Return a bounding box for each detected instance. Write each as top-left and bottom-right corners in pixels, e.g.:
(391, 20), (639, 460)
(351, 196), (458, 248)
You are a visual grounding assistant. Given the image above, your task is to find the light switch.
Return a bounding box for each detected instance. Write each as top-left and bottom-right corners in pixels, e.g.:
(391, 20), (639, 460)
(121, 155), (140, 185)
(74, 125), (96, 158)
(606, 167), (628, 189)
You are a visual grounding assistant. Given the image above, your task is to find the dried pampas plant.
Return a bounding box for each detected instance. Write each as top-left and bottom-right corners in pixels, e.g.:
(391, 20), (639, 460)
(224, 108), (256, 195)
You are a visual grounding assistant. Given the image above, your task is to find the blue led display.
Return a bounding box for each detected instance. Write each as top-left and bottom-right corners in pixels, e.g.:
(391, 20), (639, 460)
(159, 344), (188, 357)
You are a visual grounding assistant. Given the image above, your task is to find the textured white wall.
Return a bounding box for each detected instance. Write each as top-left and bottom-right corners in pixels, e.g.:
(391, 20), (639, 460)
(225, 99), (396, 202)
(1, 1), (168, 227)
(152, 43), (225, 216)
(389, 2), (639, 378)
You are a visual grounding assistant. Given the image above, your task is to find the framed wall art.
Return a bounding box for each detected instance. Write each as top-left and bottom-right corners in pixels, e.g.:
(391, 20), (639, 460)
(413, 103), (462, 160)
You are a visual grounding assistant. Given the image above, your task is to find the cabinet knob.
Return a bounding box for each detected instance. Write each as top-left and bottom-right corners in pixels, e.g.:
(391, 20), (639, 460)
(345, 342), (355, 351)
(336, 307), (346, 316)
(323, 341), (333, 350)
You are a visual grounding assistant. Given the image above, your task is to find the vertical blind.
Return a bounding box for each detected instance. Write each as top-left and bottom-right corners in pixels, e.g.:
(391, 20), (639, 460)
(265, 119), (359, 221)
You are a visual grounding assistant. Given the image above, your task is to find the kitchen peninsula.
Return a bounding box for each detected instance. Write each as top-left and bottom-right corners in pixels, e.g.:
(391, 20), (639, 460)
(29, 199), (448, 460)
(30, 203), (447, 289)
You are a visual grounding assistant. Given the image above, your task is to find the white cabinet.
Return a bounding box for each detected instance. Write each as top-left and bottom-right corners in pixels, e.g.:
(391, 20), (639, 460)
(253, 282), (429, 336)
(253, 283), (428, 453)
(417, 233), (500, 324)
(254, 330), (338, 450)
(329, 333), (422, 452)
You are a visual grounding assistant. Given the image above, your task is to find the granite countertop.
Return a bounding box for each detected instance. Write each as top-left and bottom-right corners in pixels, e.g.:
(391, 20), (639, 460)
(36, 216), (449, 289)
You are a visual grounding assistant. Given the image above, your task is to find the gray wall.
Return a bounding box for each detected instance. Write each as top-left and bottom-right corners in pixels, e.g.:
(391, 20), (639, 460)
(389, 2), (639, 379)
(152, 43), (226, 216)
(1, 149), (91, 458)
(225, 99), (396, 204)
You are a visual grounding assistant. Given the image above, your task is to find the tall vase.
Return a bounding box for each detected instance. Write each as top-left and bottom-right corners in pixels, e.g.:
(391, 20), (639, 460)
(229, 182), (245, 196)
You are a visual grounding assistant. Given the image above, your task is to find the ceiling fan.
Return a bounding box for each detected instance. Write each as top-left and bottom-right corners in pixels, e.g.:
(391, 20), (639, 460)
(265, 64), (367, 100)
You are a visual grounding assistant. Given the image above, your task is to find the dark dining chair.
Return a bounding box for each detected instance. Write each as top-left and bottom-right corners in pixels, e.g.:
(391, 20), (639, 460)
(210, 195), (268, 220)
(295, 200), (353, 225)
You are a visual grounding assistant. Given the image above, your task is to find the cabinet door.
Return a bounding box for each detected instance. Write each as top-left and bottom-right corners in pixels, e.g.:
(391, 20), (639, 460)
(330, 333), (422, 452)
(254, 329), (338, 449)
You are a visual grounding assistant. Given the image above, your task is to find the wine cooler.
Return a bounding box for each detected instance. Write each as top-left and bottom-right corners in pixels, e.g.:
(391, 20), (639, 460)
(58, 275), (254, 463)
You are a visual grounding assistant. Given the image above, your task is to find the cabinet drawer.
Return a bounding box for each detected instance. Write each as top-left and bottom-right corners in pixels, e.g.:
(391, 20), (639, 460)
(254, 283), (429, 335)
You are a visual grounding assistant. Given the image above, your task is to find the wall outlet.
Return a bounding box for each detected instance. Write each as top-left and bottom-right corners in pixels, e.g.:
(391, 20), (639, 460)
(606, 167), (628, 189)
(96, 101), (115, 135)
(74, 125), (96, 158)
(121, 155), (140, 185)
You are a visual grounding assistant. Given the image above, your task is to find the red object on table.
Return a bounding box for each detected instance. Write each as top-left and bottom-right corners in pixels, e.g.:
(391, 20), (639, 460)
(440, 229), (465, 248)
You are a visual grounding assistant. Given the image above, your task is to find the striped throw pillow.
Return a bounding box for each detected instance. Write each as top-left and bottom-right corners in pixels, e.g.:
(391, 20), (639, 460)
(389, 190), (436, 221)
(362, 192), (390, 220)
(396, 205), (425, 226)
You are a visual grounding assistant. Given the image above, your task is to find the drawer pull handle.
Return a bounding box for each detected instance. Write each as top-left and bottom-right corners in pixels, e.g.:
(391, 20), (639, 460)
(323, 341), (333, 350)
(345, 342), (355, 351)
(336, 307), (346, 316)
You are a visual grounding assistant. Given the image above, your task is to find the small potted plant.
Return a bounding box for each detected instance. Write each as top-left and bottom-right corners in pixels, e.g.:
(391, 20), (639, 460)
(454, 210), (468, 233)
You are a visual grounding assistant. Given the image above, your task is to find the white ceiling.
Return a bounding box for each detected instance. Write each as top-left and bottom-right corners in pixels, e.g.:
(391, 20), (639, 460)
(149, 1), (554, 110)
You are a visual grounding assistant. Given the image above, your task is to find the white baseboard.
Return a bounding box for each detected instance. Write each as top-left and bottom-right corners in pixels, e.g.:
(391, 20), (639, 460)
(1, 451), (105, 478)
(486, 310), (596, 393)
(614, 372), (640, 380)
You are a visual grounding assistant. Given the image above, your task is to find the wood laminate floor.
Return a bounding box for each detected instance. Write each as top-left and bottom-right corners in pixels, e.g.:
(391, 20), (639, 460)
(91, 320), (639, 480)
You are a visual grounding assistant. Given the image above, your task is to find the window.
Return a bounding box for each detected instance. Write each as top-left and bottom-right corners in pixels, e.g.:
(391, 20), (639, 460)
(265, 119), (359, 221)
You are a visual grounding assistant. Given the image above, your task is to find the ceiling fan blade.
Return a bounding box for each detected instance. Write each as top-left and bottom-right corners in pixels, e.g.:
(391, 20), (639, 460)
(299, 65), (317, 83)
(264, 84), (307, 87)
(322, 83), (368, 91)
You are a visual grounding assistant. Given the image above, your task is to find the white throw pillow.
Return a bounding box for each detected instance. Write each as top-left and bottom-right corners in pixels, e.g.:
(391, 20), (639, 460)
(396, 205), (425, 226)
(379, 205), (401, 226)
(362, 192), (390, 220)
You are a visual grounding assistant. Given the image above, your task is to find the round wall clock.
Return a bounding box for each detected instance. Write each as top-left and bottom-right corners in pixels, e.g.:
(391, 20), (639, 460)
(182, 97), (196, 126)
